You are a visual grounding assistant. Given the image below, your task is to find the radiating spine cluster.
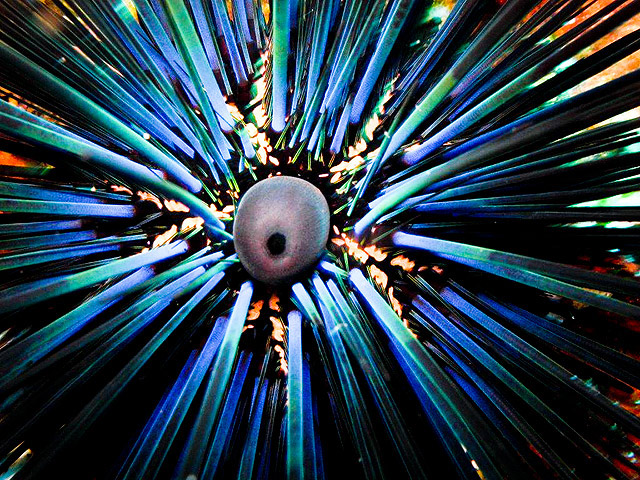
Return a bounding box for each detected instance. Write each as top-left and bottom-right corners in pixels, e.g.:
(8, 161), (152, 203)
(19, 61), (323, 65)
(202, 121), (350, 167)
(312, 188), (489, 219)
(0, 0), (640, 478)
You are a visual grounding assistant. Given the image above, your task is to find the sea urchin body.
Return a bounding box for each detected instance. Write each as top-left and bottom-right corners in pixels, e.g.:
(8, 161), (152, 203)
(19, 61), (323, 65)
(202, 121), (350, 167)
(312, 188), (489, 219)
(1, 0), (640, 479)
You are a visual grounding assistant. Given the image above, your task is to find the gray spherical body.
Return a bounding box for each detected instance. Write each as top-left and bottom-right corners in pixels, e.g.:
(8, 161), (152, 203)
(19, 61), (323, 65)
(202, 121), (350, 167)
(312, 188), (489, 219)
(233, 176), (330, 284)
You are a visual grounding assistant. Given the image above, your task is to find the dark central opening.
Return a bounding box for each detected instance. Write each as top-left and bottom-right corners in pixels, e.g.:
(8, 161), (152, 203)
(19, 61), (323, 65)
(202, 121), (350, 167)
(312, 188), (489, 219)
(267, 232), (286, 256)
